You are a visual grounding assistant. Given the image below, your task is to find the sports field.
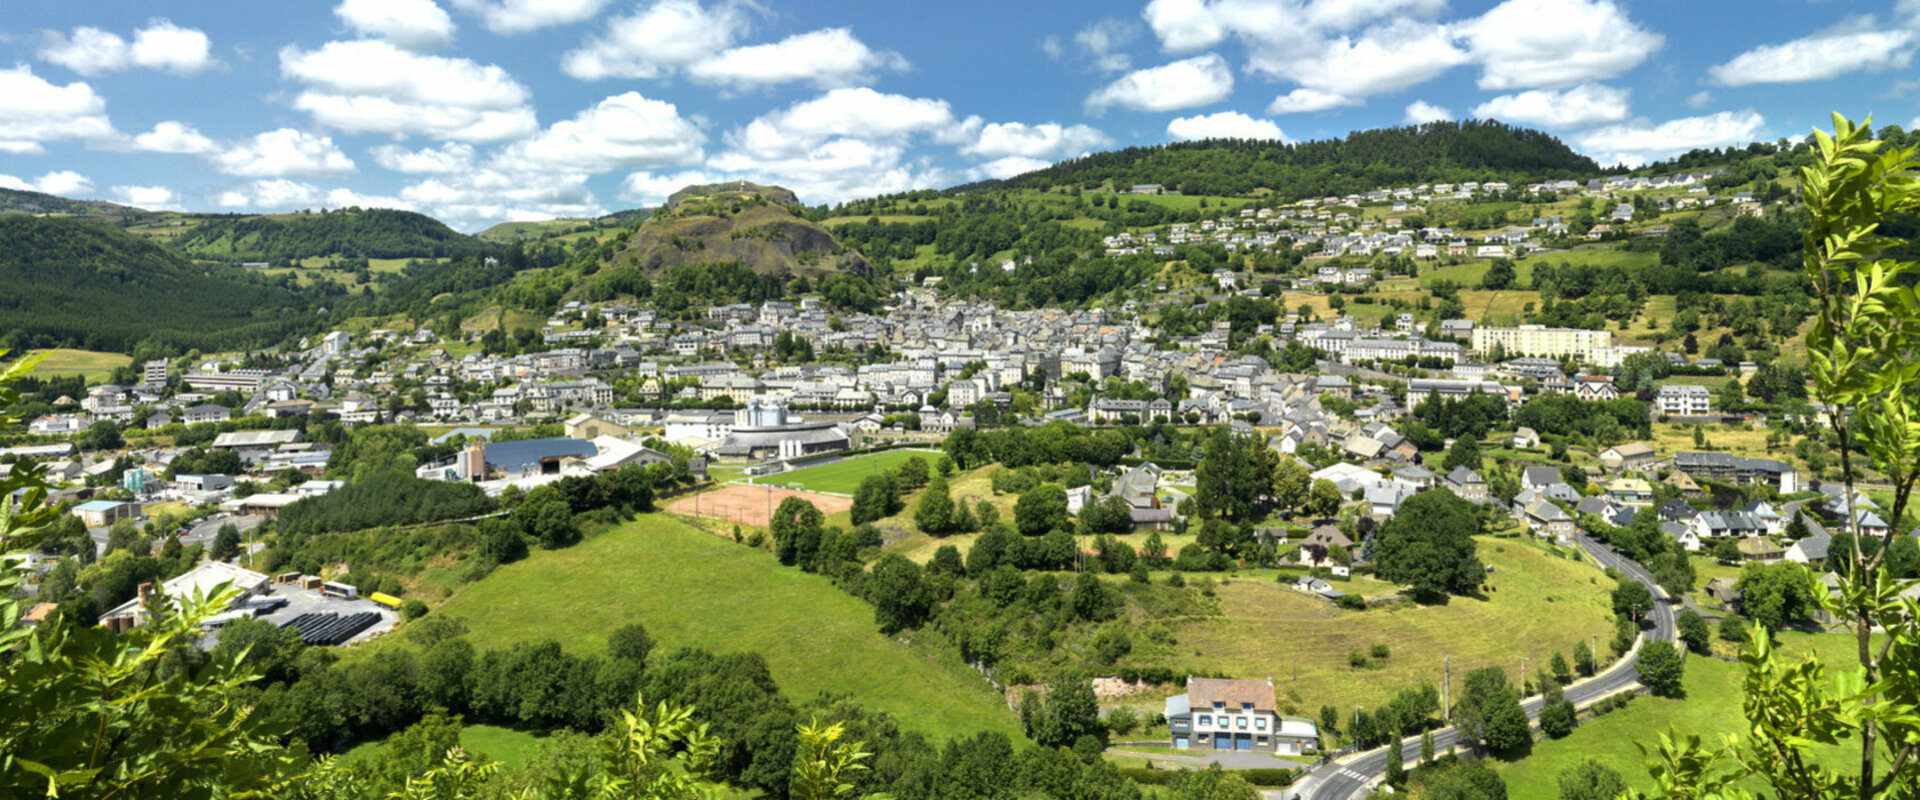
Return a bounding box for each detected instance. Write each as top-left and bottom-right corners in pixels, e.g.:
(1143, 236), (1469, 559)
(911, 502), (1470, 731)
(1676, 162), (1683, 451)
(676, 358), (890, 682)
(756, 449), (942, 495)
(664, 484), (852, 528)
(432, 514), (1021, 741)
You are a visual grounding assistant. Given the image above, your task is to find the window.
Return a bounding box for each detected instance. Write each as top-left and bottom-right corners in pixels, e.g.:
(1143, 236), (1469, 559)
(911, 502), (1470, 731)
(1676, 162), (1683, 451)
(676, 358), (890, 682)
(1198, 715), (1210, 726)
(1256, 718), (1268, 730)
(1238, 717), (1248, 729)
(1242, 702), (1253, 711)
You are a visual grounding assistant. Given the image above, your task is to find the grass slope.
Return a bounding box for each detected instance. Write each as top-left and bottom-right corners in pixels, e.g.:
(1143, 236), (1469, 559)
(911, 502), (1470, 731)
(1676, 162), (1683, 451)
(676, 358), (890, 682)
(25, 348), (130, 382)
(1136, 537), (1614, 716)
(433, 514), (1020, 741)
(1496, 633), (1861, 798)
(758, 449), (943, 495)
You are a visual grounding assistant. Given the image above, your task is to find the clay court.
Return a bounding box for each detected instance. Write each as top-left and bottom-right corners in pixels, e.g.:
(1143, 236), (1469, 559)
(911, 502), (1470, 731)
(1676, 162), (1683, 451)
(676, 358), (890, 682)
(665, 484), (853, 528)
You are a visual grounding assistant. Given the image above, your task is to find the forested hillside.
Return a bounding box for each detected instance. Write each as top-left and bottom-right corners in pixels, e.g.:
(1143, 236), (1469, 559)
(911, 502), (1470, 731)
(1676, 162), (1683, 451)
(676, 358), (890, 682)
(963, 120), (1601, 197)
(0, 186), (138, 217)
(0, 216), (317, 352)
(168, 208), (476, 263)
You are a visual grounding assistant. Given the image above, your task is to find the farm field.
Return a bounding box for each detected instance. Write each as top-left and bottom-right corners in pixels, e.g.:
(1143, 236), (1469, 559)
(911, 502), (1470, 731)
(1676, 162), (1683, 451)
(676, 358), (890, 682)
(1136, 537), (1614, 717)
(756, 449), (944, 495)
(1496, 633), (1860, 799)
(432, 513), (1022, 741)
(21, 348), (130, 383)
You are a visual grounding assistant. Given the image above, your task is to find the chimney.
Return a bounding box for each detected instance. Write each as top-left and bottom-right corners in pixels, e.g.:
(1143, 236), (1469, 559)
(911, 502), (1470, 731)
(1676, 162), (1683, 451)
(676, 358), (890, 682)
(136, 582), (153, 605)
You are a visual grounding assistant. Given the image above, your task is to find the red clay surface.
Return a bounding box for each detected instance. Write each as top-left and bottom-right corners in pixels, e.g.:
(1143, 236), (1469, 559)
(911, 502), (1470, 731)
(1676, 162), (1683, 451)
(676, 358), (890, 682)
(665, 484), (854, 528)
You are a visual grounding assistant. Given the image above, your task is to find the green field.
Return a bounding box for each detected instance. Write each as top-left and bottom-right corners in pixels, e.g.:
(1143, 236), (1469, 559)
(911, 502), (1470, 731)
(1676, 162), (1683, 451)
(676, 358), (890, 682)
(432, 513), (1021, 741)
(758, 449), (944, 495)
(1136, 537), (1614, 717)
(22, 348), (130, 383)
(1497, 633), (1862, 799)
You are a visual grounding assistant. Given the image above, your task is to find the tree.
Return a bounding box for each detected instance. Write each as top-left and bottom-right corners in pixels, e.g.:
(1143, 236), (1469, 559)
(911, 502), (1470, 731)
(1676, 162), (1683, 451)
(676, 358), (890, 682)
(210, 523), (242, 561)
(1557, 759), (1627, 800)
(1014, 483), (1070, 536)
(1373, 490), (1485, 601)
(1637, 639), (1685, 697)
(1482, 258), (1516, 290)
(1573, 639), (1595, 676)
(1611, 577), (1654, 620)
(1550, 651), (1572, 684)
(1677, 608), (1711, 654)
(1539, 696), (1576, 739)
(1271, 456), (1311, 513)
(1424, 760), (1508, 800)
(1442, 436), (1482, 472)
(914, 475), (957, 536)
(1166, 765), (1260, 800)
(1480, 687), (1532, 752)
(850, 473), (901, 525)
(515, 485), (579, 549)
(1070, 572), (1118, 621)
(868, 554), (932, 633)
(477, 517), (528, 564)
(1383, 738), (1407, 788)
(770, 496), (825, 567)
(1733, 561), (1815, 631)
(897, 456), (931, 490)
(608, 622), (655, 664)
(1307, 477), (1343, 518)
(1031, 674), (1102, 748)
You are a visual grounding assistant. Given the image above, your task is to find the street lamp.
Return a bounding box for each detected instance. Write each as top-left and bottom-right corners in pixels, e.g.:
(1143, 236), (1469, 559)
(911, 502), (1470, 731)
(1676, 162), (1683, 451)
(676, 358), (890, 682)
(1520, 657), (1529, 693)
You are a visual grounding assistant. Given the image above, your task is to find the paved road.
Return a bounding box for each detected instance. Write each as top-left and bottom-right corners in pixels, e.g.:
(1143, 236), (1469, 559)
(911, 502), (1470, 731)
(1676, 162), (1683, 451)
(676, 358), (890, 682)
(1110, 749), (1309, 770)
(1295, 534), (1677, 800)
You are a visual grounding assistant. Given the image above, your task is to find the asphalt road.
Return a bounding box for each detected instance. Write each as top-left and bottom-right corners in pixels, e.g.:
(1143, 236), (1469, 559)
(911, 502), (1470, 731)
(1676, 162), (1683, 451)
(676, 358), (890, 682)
(87, 513), (266, 557)
(1295, 534), (1677, 800)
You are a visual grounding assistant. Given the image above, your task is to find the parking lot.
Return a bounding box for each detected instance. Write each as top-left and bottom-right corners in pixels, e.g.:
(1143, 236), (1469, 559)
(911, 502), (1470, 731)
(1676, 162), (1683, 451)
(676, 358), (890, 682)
(203, 584), (399, 649)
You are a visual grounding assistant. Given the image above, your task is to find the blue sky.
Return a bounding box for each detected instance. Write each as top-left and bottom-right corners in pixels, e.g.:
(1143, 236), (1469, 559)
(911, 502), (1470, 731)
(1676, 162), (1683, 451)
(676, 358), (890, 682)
(0, 0), (1908, 230)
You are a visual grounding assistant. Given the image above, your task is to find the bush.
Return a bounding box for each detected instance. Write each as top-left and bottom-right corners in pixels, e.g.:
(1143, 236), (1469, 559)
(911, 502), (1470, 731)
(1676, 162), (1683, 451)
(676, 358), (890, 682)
(1371, 643), (1390, 660)
(1348, 651), (1369, 668)
(400, 599), (428, 621)
(1335, 594), (1366, 610)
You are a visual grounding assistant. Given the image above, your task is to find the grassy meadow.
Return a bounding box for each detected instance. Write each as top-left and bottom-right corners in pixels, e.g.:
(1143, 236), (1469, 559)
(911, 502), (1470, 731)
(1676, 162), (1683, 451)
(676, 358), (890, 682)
(431, 513), (1021, 741)
(757, 449), (944, 495)
(22, 348), (130, 383)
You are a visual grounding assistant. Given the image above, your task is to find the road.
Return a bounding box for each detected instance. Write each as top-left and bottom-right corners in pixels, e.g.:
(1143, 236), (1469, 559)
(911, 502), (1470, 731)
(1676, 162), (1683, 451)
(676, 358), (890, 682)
(87, 513), (266, 557)
(1295, 534), (1676, 800)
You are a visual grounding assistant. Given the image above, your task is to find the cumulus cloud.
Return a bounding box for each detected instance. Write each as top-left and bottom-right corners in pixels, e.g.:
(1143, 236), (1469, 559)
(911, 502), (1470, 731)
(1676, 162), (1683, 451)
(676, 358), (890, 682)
(962, 122), (1110, 160)
(449, 0), (613, 34)
(370, 142), (476, 174)
(1085, 53), (1233, 113)
(619, 170), (717, 205)
(1708, 18), (1913, 86)
(970, 156), (1052, 180)
(1575, 110), (1768, 167)
(401, 169), (604, 229)
(1404, 100), (1454, 125)
(210, 129), (357, 178)
(0, 170), (94, 196)
(1458, 0), (1663, 90)
(688, 28), (908, 90)
(39, 19), (214, 76)
(335, 0), (457, 50)
(131, 120), (218, 154)
(562, 0), (747, 80)
(1267, 88), (1358, 114)
(1471, 83), (1630, 128)
(707, 89), (964, 204)
(1073, 18), (1140, 72)
(1687, 91), (1713, 109)
(495, 92), (705, 173)
(109, 185), (183, 210)
(280, 39), (537, 142)
(1273, 18), (1468, 98)
(1167, 111), (1286, 141)
(1141, 0), (1229, 52)
(0, 65), (115, 152)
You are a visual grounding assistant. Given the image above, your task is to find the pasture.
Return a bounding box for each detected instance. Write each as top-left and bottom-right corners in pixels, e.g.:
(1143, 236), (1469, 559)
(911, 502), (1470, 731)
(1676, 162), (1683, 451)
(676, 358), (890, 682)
(20, 349), (130, 383)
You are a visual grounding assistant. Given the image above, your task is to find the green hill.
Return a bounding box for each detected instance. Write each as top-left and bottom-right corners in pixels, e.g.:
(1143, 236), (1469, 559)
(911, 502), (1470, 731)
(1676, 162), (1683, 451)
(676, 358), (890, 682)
(616, 182), (868, 278)
(0, 216), (314, 353)
(167, 208), (476, 263)
(0, 186), (140, 217)
(958, 119), (1601, 198)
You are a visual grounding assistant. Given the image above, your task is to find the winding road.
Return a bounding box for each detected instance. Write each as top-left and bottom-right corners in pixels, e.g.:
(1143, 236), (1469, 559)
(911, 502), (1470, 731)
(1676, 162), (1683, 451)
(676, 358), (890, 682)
(1294, 533), (1678, 800)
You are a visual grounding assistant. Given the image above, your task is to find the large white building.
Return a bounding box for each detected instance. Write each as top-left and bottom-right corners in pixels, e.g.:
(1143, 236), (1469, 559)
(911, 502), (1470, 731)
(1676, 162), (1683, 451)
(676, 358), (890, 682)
(1656, 384), (1712, 417)
(1471, 325), (1614, 362)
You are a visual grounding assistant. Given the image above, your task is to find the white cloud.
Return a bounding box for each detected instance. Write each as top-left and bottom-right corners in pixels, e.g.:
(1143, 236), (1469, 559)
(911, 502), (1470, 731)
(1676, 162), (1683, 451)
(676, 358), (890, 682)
(708, 89), (965, 204)
(0, 142), (45, 155)
(1074, 18), (1140, 72)
(215, 179), (323, 210)
(449, 0), (613, 34)
(619, 170), (717, 205)
(708, 137), (945, 205)
(336, 0), (457, 50)
(280, 39), (537, 142)
(971, 157), (1052, 181)
(1575, 110), (1768, 167)
(370, 142), (475, 173)
(561, 0), (746, 80)
(1459, 0), (1663, 90)
(1141, 0), (1228, 52)
(323, 187), (419, 211)
(109, 185), (183, 210)
(1270, 18), (1467, 98)
(401, 169), (604, 229)
(1041, 35), (1065, 60)
(1708, 20), (1913, 86)
(963, 122), (1110, 160)
(1267, 88), (1358, 114)
(211, 129), (357, 178)
(1404, 100), (1454, 125)
(37, 27), (130, 75)
(131, 120), (218, 154)
(1687, 91), (1713, 109)
(129, 19), (214, 74)
(733, 88), (960, 156)
(689, 28), (909, 90)
(0, 65), (115, 151)
(1167, 111), (1286, 141)
(0, 170), (94, 196)
(496, 92), (704, 173)
(42, 20), (215, 76)
(1471, 83), (1630, 128)
(1086, 53), (1233, 113)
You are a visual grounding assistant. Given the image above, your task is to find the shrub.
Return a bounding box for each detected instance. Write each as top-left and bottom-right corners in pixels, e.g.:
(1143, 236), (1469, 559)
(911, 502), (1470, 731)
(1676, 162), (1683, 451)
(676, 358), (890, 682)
(1348, 651), (1369, 668)
(400, 599), (428, 621)
(1370, 643), (1390, 660)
